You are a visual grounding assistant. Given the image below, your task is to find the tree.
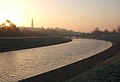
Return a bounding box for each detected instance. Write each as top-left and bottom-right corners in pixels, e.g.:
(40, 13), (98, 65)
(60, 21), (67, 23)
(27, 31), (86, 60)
(117, 25), (120, 34)
(111, 28), (117, 35)
(92, 27), (103, 35)
(0, 20), (23, 37)
(104, 29), (110, 35)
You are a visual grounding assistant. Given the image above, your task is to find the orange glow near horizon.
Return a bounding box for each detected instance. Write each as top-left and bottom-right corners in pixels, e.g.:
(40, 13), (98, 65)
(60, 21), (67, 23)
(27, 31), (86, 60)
(0, 0), (120, 32)
(0, 9), (22, 25)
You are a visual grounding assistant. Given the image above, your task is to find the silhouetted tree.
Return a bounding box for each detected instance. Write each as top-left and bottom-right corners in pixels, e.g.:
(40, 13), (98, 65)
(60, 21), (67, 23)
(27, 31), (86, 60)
(111, 28), (117, 35)
(0, 20), (23, 37)
(103, 29), (110, 35)
(92, 27), (103, 35)
(117, 25), (120, 34)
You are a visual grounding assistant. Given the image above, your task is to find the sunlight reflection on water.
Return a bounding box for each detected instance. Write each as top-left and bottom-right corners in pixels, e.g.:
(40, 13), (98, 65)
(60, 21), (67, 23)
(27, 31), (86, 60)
(0, 39), (112, 82)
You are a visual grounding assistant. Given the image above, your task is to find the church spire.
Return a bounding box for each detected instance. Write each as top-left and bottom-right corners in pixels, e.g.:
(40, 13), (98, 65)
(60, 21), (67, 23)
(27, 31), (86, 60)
(31, 18), (34, 28)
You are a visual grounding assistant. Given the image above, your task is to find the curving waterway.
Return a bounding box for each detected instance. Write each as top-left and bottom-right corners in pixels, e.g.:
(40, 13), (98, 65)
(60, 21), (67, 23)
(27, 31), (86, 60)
(0, 39), (112, 82)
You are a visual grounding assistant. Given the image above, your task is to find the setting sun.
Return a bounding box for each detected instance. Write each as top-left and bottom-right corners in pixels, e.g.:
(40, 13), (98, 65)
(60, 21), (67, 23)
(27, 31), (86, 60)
(0, 0), (120, 32)
(0, 8), (22, 26)
(0, 0), (120, 82)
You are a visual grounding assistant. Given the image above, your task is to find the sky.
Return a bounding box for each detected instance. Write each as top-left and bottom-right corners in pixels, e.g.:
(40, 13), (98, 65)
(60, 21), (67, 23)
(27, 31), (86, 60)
(0, 0), (120, 32)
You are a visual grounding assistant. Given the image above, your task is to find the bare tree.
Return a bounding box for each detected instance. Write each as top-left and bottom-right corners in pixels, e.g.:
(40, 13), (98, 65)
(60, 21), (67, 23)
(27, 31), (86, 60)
(0, 20), (23, 37)
(117, 25), (120, 34)
(104, 29), (110, 35)
(111, 28), (117, 35)
(92, 27), (103, 35)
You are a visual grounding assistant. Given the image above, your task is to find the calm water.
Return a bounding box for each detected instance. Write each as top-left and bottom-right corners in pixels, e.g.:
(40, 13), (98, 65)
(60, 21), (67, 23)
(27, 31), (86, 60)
(0, 39), (112, 82)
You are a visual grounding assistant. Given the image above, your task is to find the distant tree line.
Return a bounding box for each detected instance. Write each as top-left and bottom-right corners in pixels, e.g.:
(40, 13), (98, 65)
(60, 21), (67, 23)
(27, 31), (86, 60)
(91, 25), (120, 35)
(20, 27), (76, 36)
(0, 20), (120, 37)
(0, 20), (23, 37)
(0, 20), (76, 37)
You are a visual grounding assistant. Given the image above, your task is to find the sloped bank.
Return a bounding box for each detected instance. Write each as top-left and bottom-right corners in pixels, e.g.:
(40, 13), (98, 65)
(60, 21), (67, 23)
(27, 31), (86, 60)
(0, 36), (72, 52)
(62, 35), (120, 82)
(20, 36), (120, 82)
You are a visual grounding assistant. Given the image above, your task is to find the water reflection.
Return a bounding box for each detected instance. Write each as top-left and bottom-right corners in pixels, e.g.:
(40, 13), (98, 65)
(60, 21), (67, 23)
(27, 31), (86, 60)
(0, 39), (112, 82)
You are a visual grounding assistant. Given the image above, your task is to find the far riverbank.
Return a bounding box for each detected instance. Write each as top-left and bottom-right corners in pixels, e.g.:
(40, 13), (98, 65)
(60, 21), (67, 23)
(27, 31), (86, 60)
(0, 36), (72, 52)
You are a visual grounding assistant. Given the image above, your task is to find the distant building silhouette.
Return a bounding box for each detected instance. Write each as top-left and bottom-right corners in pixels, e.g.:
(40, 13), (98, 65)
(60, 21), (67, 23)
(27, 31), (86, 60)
(31, 18), (34, 28)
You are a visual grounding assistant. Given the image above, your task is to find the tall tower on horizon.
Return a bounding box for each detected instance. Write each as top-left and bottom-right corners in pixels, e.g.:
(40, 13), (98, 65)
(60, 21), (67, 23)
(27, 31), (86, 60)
(31, 18), (34, 28)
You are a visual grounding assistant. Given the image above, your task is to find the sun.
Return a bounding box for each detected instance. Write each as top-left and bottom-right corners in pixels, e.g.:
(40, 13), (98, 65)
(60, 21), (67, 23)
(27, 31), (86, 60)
(0, 8), (22, 26)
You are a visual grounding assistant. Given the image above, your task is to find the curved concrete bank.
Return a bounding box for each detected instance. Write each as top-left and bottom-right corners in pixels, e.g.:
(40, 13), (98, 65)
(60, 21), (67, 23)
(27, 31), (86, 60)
(20, 36), (120, 82)
(0, 36), (72, 52)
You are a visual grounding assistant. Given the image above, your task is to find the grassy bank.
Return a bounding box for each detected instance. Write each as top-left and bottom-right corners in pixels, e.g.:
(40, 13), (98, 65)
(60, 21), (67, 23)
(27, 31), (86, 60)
(63, 50), (120, 82)
(0, 36), (72, 52)
(62, 35), (120, 82)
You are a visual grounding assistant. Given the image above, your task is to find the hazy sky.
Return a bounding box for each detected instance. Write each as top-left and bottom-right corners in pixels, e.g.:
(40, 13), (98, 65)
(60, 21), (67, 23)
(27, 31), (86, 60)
(0, 0), (120, 32)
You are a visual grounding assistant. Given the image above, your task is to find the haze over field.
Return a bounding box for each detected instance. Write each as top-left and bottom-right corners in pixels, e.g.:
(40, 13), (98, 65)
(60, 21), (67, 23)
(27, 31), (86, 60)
(0, 0), (120, 32)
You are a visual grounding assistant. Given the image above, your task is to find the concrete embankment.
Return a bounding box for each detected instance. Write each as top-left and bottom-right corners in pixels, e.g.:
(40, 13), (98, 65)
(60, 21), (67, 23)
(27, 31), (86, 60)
(20, 35), (120, 82)
(0, 36), (72, 52)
